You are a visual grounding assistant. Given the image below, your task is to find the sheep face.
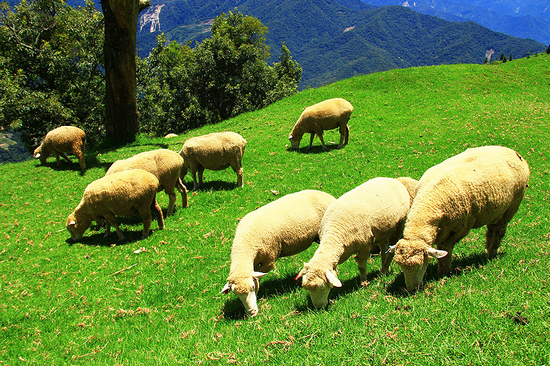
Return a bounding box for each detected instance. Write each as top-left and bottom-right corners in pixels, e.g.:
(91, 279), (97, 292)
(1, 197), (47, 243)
(66, 213), (92, 242)
(221, 272), (266, 317)
(298, 267), (342, 309)
(33, 144), (50, 163)
(288, 134), (302, 149)
(393, 239), (447, 291)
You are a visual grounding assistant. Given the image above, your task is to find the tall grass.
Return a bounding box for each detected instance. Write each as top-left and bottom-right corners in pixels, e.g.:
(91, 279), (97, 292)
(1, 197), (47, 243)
(1, 54), (549, 365)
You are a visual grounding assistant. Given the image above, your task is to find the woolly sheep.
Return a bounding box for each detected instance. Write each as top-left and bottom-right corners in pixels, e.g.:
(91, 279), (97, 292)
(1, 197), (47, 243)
(288, 98), (353, 151)
(33, 126), (86, 171)
(220, 190), (336, 317)
(66, 169), (165, 241)
(390, 146), (530, 291)
(105, 149), (188, 217)
(179, 132), (247, 190)
(296, 177), (418, 309)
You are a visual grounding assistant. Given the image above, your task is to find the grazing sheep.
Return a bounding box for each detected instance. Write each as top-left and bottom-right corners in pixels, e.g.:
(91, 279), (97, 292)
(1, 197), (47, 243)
(220, 190), (336, 317)
(105, 149), (188, 216)
(179, 132), (247, 190)
(66, 169), (165, 241)
(390, 146), (530, 291)
(296, 177), (418, 309)
(33, 126), (86, 171)
(288, 98), (353, 151)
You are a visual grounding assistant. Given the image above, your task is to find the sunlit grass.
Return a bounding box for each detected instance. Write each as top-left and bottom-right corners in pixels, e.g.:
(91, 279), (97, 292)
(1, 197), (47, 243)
(1, 54), (549, 364)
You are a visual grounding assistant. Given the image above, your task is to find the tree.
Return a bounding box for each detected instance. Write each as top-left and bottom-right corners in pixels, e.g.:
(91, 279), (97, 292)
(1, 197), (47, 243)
(546, 45), (550, 54)
(137, 10), (301, 136)
(101, 0), (149, 144)
(0, 0), (105, 150)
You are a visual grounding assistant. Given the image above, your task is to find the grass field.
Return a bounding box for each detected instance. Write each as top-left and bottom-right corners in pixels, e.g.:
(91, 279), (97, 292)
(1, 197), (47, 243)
(1, 54), (549, 365)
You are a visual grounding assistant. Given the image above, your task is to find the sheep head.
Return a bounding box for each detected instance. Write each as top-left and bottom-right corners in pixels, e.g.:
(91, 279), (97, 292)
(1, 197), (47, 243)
(220, 271), (267, 317)
(391, 239), (447, 291)
(66, 212), (92, 242)
(33, 144), (50, 163)
(296, 265), (342, 309)
(288, 133), (302, 149)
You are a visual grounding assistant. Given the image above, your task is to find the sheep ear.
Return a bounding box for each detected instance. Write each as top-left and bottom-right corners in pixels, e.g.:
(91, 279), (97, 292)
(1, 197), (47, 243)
(325, 269), (342, 288)
(69, 220), (76, 226)
(387, 244), (397, 254)
(427, 247), (448, 259)
(252, 271), (268, 279)
(34, 153), (41, 159)
(220, 282), (233, 294)
(294, 270), (304, 281)
(288, 135), (293, 140)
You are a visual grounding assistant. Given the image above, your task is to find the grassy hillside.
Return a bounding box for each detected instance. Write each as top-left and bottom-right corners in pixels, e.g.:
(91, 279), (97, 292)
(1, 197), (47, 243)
(1, 54), (549, 364)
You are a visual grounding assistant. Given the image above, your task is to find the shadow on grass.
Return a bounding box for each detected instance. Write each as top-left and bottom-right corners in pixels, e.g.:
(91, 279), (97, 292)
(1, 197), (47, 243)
(295, 269), (383, 313)
(66, 217), (164, 247)
(386, 251), (504, 297)
(184, 180), (240, 192)
(286, 144), (343, 154)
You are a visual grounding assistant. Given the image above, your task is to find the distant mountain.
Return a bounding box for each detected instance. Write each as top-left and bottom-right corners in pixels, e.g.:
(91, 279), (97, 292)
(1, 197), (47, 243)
(135, 0), (545, 88)
(3, 0), (546, 88)
(362, 0), (550, 46)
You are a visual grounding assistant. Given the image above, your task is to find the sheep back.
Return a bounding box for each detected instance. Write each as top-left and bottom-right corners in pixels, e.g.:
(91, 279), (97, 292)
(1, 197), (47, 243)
(289, 98), (353, 149)
(229, 190), (336, 278)
(67, 169), (163, 240)
(34, 126), (86, 171)
(394, 145), (530, 290)
(179, 131), (246, 189)
(106, 149), (188, 215)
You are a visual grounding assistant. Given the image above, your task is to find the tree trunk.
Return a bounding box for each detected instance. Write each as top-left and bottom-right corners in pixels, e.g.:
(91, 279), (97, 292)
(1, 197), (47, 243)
(102, 0), (149, 144)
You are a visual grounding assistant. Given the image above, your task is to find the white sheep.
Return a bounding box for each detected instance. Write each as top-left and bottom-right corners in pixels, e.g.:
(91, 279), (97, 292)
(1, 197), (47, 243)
(296, 177), (418, 309)
(220, 190), (336, 317)
(66, 169), (165, 241)
(33, 126), (86, 171)
(105, 149), (188, 217)
(390, 146), (530, 291)
(288, 98), (353, 151)
(179, 132), (247, 190)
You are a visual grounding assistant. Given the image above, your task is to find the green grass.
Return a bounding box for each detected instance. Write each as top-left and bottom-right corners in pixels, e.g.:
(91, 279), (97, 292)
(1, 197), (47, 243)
(1, 54), (549, 365)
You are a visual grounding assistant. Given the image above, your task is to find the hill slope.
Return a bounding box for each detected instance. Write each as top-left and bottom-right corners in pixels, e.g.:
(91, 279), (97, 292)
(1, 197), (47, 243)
(1, 54), (549, 364)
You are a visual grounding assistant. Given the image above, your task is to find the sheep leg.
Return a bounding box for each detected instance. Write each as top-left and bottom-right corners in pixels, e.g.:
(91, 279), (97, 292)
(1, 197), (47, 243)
(231, 163), (244, 188)
(197, 166), (205, 188)
(176, 178), (188, 208)
(485, 221), (508, 258)
(191, 169), (200, 190)
(338, 125), (348, 149)
(53, 151), (61, 166)
(151, 198), (165, 231)
(59, 152), (72, 164)
(102, 212), (125, 241)
(75, 151), (86, 171)
(355, 250), (371, 282)
(165, 186), (177, 217)
(316, 132), (328, 151)
(307, 133), (315, 149)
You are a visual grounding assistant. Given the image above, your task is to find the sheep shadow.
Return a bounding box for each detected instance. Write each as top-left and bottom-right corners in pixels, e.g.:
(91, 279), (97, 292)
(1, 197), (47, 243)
(184, 180), (240, 192)
(287, 144), (343, 154)
(295, 269), (383, 313)
(220, 273), (302, 320)
(34, 160), (87, 176)
(386, 251), (504, 297)
(66, 218), (164, 247)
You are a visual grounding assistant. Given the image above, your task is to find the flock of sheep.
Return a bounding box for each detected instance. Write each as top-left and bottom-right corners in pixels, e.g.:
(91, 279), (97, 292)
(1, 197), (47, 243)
(34, 97), (530, 317)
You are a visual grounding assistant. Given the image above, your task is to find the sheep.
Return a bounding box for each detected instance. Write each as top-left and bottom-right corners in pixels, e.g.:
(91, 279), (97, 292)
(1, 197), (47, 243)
(66, 169), (165, 241)
(179, 132), (247, 190)
(288, 98), (353, 151)
(390, 146), (530, 291)
(296, 177), (418, 309)
(105, 149), (188, 217)
(220, 190), (336, 317)
(33, 126), (86, 171)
